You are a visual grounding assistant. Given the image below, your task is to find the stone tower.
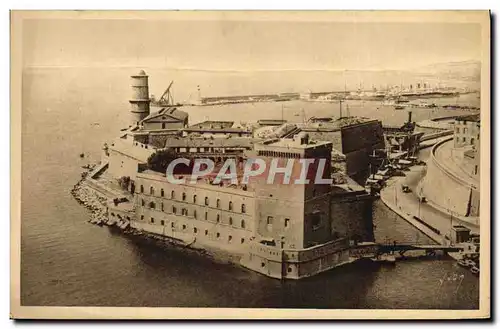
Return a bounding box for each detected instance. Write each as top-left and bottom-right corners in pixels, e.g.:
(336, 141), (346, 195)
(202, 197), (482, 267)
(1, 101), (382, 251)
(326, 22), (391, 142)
(129, 70), (151, 126)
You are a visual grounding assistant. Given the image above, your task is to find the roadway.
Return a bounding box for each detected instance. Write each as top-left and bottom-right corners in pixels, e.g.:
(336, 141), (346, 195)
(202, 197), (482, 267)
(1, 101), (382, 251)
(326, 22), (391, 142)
(381, 164), (479, 245)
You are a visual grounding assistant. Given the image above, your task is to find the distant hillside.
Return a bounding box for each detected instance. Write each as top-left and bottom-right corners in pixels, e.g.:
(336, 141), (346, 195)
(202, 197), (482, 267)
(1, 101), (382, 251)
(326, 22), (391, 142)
(411, 60), (481, 82)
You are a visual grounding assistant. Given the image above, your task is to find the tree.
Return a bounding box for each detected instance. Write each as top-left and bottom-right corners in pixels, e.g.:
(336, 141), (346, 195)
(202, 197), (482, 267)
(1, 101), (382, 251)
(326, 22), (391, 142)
(117, 176), (131, 191)
(146, 148), (191, 174)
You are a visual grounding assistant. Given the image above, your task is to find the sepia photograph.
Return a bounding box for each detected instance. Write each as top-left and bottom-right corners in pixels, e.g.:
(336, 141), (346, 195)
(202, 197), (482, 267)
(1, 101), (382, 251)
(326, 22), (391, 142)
(10, 10), (490, 319)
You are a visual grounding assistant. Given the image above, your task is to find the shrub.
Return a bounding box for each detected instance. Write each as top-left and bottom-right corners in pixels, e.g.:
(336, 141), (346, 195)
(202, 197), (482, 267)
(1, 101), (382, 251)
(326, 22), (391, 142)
(118, 176), (131, 191)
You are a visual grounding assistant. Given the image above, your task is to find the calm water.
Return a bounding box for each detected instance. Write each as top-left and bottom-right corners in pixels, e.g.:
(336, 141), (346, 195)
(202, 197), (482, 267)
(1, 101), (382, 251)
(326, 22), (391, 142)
(20, 68), (479, 308)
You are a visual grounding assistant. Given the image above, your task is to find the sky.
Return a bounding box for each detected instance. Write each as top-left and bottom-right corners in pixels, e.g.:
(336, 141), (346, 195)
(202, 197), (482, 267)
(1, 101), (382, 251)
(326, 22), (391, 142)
(22, 18), (482, 71)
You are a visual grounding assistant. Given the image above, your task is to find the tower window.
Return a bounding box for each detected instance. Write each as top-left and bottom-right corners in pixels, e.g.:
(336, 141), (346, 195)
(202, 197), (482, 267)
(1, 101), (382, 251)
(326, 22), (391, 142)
(193, 195), (197, 203)
(140, 185), (144, 193)
(160, 220), (165, 226)
(267, 216), (274, 225)
(228, 235), (232, 243)
(141, 215), (144, 221)
(205, 212), (208, 220)
(241, 204), (246, 213)
(150, 186), (154, 195)
(141, 199), (145, 206)
(216, 214), (220, 223)
(193, 210), (197, 219)
(149, 201), (155, 209)
(241, 220), (246, 229)
(285, 218), (290, 228)
(194, 227), (197, 234)
(172, 206), (177, 214)
(161, 189), (164, 197)
(241, 238), (245, 244)
(229, 201), (233, 211)
(229, 217), (233, 225)
(205, 197), (209, 206)
(150, 217), (155, 224)
(161, 202), (164, 211)
(205, 230), (208, 236)
(216, 232), (220, 239)
(171, 191), (175, 199)
(216, 199), (221, 208)
(182, 192), (186, 201)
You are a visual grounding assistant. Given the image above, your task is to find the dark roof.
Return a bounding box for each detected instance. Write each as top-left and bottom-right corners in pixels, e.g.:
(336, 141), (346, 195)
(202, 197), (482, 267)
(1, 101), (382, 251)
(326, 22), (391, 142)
(257, 119), (287, 126)
(188, 120), (235, 129)
(456, 114), (480, 122)
(164, 137), (257, 149)
(142, 107), (189, 123)
(184, 128), (252, 134)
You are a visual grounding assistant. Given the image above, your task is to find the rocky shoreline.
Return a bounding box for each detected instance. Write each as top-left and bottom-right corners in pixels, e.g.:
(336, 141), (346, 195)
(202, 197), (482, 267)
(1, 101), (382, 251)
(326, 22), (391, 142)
(71, 175), (109, 225)
(70, 169), (242, 267)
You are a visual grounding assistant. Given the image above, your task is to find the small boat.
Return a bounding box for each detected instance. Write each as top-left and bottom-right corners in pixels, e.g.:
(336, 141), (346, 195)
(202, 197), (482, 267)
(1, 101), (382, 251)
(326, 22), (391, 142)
(457, 259), (468, 267)
(394, 106), (405, 110)
(470, 266), (480, 275)
(79, 153), (85, 158)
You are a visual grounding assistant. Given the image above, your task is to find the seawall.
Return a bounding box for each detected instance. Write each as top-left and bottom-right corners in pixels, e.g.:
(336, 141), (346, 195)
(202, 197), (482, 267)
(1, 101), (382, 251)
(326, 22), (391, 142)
(420, 137), (479, 219)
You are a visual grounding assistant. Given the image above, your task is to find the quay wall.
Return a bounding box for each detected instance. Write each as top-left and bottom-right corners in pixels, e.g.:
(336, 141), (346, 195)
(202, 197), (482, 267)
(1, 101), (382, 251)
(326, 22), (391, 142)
(420, 138), (479, 217)
(330, 193), (374, 242)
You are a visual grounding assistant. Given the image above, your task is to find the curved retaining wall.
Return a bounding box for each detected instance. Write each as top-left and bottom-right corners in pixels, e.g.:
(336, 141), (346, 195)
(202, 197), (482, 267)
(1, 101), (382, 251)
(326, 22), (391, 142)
(421, 137), (479, 217)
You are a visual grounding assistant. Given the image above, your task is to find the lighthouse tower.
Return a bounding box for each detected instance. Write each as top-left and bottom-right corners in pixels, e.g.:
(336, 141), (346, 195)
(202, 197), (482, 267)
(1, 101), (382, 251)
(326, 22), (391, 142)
(129, 70), (151, 126)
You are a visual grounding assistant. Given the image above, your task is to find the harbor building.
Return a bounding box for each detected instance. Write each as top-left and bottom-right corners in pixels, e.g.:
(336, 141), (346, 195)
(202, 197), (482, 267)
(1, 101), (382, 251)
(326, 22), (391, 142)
(141, 107), (189, 130)
(453, 114), (480, 148)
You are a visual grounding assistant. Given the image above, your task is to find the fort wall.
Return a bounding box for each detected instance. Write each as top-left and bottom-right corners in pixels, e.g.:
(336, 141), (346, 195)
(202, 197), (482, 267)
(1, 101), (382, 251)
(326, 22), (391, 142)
(421, 138), (479, 217)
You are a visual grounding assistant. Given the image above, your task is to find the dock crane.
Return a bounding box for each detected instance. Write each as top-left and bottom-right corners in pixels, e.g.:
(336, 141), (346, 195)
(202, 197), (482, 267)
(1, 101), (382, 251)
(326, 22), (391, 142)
(156, 80), (175, 106)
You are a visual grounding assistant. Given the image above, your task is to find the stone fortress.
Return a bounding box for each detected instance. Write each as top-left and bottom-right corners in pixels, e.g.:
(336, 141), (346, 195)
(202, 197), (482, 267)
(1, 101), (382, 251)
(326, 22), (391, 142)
(80, 70), (391, 279)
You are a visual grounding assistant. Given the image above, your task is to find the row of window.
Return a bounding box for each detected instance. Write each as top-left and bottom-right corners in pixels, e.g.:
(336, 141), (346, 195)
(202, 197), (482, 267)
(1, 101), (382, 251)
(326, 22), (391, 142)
(139, 185), (247, 213)
(266, 216), (290, 228)
(257, 150), (301, 159)
(139, 208), (247, 229)
(140, 216), (246, 244)
(455, 127), (480, 139)
(456, 137), (475, 144)
(456, 127), (471, 134)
